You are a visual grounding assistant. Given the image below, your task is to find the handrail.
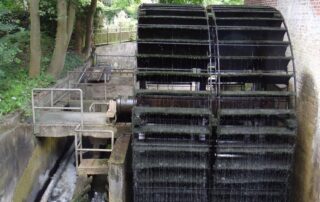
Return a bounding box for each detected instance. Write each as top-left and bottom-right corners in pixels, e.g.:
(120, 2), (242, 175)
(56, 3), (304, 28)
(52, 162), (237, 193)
(74, 124), (114, 172)
(32, 88), (84, 132)
(89, 101), (109, 113)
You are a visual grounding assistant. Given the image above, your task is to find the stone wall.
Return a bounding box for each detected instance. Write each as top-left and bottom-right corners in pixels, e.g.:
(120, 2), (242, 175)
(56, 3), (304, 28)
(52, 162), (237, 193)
(93, 42), (136, 99)
(96, 42), (137, 70)
(243, 1), (320, 201)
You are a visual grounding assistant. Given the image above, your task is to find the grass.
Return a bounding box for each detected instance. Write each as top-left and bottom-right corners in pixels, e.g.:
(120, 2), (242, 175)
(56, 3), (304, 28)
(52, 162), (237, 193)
(0, 69), (54, 117)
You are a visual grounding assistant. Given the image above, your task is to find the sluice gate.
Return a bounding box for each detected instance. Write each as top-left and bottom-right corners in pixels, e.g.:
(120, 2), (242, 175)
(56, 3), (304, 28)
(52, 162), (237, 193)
(132, 4), (297, 202)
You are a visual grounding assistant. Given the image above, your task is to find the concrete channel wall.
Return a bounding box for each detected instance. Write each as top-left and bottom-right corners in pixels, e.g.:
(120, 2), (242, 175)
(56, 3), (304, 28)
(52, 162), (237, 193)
(0, 113), (68, 202)
(0, 113), (34, 202)
(244, 1), (320, 201)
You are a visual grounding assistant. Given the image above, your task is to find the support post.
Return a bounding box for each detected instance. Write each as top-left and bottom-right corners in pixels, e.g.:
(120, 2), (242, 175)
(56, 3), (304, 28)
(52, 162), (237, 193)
(108, 134), (131, 202)
(119, 26), (122, 43)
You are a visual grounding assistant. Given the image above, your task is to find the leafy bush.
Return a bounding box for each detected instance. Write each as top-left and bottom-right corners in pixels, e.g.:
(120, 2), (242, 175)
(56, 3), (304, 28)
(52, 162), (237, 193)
(0, 2), (86, 117)
(0, 31), (29, 66)
(60, 52), (84, 77)
(0, 10), (31, 110)
(159, 0), (244, 4)
(159, 0), (203, 3)
(0, 69), (54, 116)
(0, 0), (26, 12)
(0, 10), (55, 117)
(101, 0), (140, 23)
(0, 43), (82, 117)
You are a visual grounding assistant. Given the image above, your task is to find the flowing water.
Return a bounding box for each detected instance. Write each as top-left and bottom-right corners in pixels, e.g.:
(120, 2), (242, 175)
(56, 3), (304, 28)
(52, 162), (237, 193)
(48, 161), (77, 202)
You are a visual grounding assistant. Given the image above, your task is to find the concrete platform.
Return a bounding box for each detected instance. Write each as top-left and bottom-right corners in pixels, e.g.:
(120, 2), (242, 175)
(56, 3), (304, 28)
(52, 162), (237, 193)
(36, 123), (117, 138)
(78, 159), (109, 175)
(76, 125), (116, 138)
(37, 123), (77, 137)
(38, 111), (109, 125)
(108, 134), (131, 202)
(35, 111), (118, 137)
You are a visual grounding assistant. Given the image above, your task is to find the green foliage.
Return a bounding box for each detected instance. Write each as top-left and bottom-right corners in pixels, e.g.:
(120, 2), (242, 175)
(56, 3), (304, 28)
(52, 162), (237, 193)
(39, 1), (57, 19)
(38, 36), (83, 77)
(0, 31), (82, 116)
(78, 0), (92, 7)
(0, 31), (29, 66)
(101, 0), (141, 21)
(125, 3), (140, 19)
(60, 52), (84, 77)
(159, 0), (243, 4)
(159, 0), (203, 4)
(39, 0), (96, 19)
(101, 0), (243, 28)
(0, 0), (86, 117)
(40, 34), (55, 70)
(0, 10), (24, 35)
(204, 0), (244, 5)
(0, 8), (29, 79)
(0, 29), (54, 117)
(0, 69), (55, 116)
(0, 21), (19, 33)
(0, 6), (29, 38)
(0, 0), (26, 11)
(0, 39), (22, 65)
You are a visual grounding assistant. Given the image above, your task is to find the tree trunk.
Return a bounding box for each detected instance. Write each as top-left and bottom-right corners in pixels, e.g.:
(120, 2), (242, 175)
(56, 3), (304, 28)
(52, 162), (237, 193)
(29, 0), (41, 78)
(74, 17), (84, 55)
(82, 0), (97, 58)
(67, 3), (76, 45)
(47, 0), (76, 78)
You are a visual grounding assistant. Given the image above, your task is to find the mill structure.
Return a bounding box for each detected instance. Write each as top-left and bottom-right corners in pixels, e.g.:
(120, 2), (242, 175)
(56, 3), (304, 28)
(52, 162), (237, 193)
(132, 4), (297, 202)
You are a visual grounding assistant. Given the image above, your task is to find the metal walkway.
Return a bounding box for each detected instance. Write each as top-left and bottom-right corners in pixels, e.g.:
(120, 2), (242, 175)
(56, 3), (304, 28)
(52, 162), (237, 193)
(32, 88), (116, 175)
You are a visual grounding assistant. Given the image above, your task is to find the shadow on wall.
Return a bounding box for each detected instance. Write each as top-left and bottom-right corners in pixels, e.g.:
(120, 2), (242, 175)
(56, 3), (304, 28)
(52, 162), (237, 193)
(294, 72), (319, 202)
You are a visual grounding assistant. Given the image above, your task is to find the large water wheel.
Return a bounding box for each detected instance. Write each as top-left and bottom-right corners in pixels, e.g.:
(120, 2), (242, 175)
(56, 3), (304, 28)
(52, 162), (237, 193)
(132, 4), (297, 202)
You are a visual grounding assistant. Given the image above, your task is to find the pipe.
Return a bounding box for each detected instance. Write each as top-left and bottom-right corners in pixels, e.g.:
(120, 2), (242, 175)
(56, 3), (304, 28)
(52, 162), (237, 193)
(116, 96), (136, 122)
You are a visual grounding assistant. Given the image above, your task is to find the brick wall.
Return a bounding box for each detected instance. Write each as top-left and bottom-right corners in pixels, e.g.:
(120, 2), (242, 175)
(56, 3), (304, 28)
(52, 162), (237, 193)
(244, 0), (320, 202)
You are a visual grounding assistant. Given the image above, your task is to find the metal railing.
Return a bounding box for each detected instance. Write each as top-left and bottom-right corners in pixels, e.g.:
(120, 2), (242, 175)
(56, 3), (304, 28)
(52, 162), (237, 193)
(89, 101), (109, 112)
(32, 88), (84, 131)
(94, 26), (137, 46)
(32, 88), (115, 174)
(95, 54), (137, 70)
(74, 124), (115, 172)
(68, 70), (109, 101)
